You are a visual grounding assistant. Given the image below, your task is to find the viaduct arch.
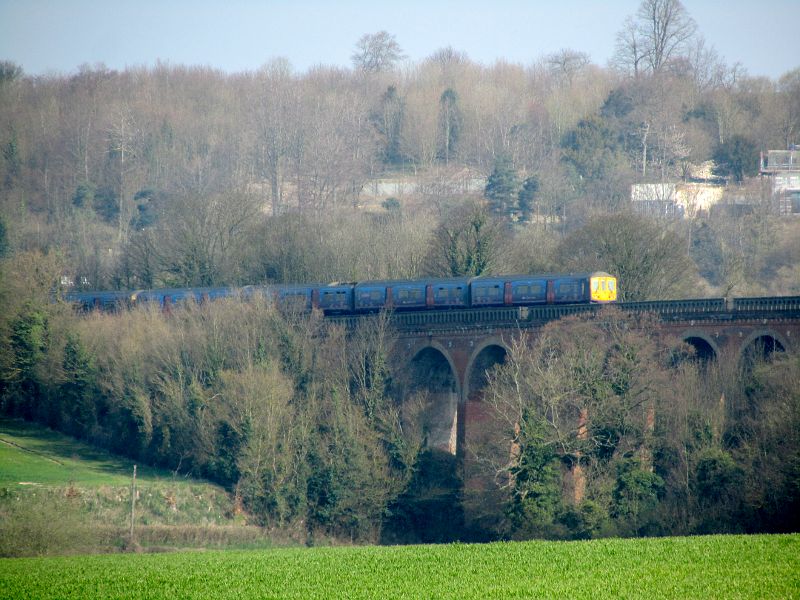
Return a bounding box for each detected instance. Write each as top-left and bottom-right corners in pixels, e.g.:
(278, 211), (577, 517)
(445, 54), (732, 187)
(381, 297), (800, 458)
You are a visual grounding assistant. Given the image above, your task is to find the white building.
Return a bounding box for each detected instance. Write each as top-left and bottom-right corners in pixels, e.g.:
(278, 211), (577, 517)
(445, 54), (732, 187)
(631, 182), (724, 218)
(761, 150), (800, 216)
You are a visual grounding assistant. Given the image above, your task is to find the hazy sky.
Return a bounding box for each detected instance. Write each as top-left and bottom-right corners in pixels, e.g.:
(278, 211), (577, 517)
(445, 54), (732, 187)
(0, 0), (796, 79)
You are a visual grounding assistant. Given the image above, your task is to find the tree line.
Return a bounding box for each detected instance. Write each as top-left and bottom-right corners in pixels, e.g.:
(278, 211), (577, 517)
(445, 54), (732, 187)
(0, 250), (797, 543)
(0, 1), (797, 295)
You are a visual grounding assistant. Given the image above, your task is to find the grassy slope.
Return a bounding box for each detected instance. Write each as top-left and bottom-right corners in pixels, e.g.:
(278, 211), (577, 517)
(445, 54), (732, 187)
(0, 417), (165, 487)
(0, 534), (797, 599)
(0, 418), (274, 556)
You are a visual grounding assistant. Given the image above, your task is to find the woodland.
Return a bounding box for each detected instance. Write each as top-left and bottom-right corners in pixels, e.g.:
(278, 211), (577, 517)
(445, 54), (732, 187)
(0, 0), (799, 545)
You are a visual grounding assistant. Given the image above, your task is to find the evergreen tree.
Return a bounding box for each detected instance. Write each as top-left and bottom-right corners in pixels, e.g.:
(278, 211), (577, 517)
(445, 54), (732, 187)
(517, 176), (540, 222)
(60, 334), (100, 438)
(0, 215), (9, 258)
(484, 158), (520, 216)
(561, 115), (621, 182)
(713, 135), (759, 183)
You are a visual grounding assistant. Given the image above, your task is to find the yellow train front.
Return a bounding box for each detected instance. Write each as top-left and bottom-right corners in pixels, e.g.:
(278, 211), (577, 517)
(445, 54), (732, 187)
(588, 272), (617, 303)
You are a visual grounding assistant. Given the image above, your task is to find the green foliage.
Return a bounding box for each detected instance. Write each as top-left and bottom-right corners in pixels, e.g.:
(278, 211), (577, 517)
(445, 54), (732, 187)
(0, 296), (421, 542)
(561, 115), (621, 182)
(506, 419), (563, 536)
(0, 215), (8, 258)
(517, 176), (539, 221)
(482, 310), (677, 539)
(60, 334), (101, 438)
(2, 306), (48, 420)
(611, 459), (664, 534)
(71, 182), (96, 209)
(0, 535), (797, 598)
(0, 60), (23, 85)
(425, 202), (500, 277)
(693, 448), (742, 503)
(484, 157), (520, 216)
(438, 88), (462, 163)
(2, 129), (20, 188)
(713, 135), (759, 183)
(381, 197), (400, 211)
(91, 186), (119, 223)
(383, 450), (463, 544)
(374, 85), (404, 165)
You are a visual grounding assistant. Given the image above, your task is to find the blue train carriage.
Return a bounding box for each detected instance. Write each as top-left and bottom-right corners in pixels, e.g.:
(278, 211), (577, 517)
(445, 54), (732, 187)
(548, 271), (617, 304)
(468, 272), (617, 306)
(353, 280), (427, 312)
(315, 282), (355, 314)
(274, 284), (315, 312)
(63, 289), (134, 312)
(469, 275), (549, 307)
(427, 277), (471, 309)
(131, 286), (237, 310)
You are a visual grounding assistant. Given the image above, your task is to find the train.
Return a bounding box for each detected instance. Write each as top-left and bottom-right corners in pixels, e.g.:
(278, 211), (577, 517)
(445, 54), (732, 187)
(63, 271), (618, 314)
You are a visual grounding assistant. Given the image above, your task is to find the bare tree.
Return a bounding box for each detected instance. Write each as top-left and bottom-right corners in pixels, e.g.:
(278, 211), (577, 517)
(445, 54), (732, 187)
(614, 0), (697, 76)
(546, 49), (591, 85)
(251, 59), (300, 216)
(351, 31), (406, 73)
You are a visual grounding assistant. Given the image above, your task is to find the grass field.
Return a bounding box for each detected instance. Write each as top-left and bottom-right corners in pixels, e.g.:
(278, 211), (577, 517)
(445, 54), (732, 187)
(0, 417), (169, 487)
(0, 533), (797, 599)
(0, 418), (273, 556)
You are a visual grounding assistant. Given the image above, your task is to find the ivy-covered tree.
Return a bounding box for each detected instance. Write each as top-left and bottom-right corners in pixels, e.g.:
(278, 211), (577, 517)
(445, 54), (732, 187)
(425, 202), (501, 277)
(438, 88), (462, 164)
(374, 85), (405, 166)
(481, 310), (675, 539)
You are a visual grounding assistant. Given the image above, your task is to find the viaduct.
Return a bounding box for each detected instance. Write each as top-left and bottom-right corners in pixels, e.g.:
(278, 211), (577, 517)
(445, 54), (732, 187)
(334, 295), (800, 458)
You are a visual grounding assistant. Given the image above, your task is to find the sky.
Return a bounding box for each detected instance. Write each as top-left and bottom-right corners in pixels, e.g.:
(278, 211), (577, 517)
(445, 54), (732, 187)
(0, 0), (796, 80)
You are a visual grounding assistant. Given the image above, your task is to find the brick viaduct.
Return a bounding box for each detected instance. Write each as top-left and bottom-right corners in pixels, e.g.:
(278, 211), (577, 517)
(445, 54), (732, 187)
(337, 296), (800, 458)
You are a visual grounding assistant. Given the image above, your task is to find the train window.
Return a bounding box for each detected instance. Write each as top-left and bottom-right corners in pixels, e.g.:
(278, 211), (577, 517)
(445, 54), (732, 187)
(370, 290), (382, 300)
(592, 280), (599, 292)
(517, 285), (528, 295)
(559, 282), (579, 296)
(397, 288), (423, 301)
(601, 281), (606, 291)
(609, 280), (616, 291)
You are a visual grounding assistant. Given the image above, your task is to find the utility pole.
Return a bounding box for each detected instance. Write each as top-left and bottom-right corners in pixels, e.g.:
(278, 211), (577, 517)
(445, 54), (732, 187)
(129, 464), (137, 545)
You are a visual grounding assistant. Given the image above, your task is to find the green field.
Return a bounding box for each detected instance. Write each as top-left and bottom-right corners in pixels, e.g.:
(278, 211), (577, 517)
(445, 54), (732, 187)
(0, 418), (172, 487)
(0, 418), (271, 556)
(0, 534), (797, 599)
